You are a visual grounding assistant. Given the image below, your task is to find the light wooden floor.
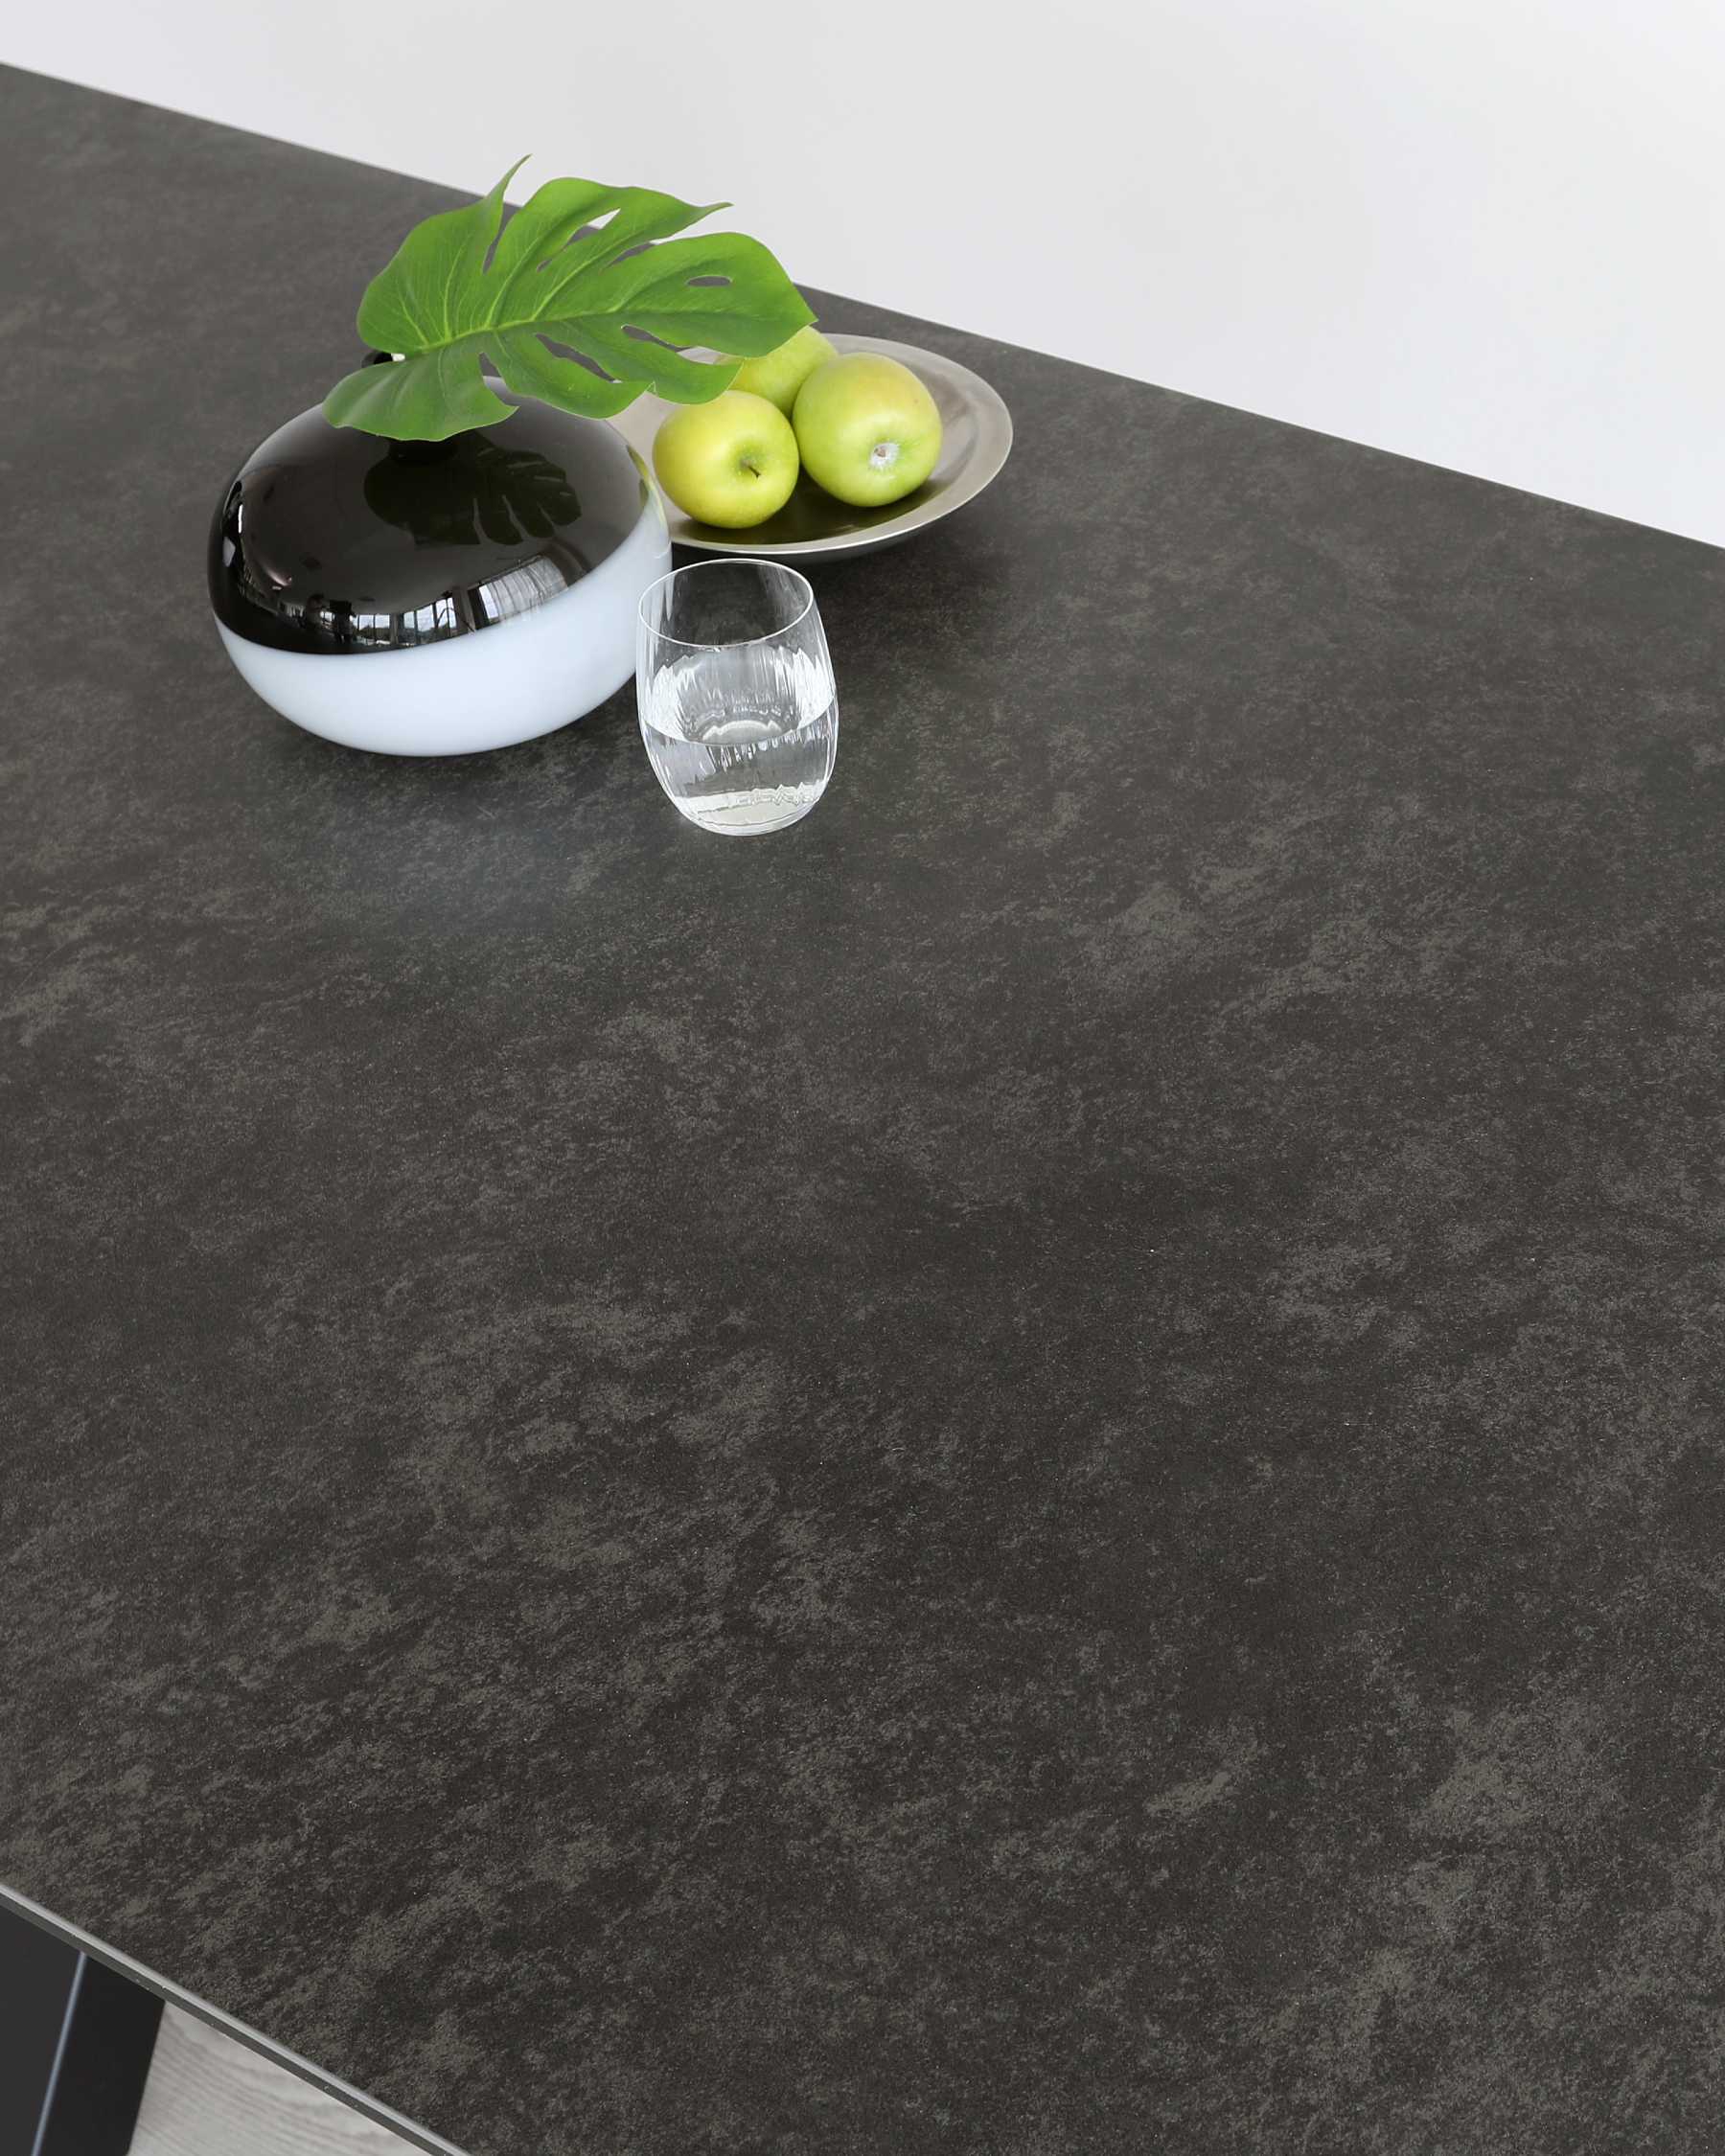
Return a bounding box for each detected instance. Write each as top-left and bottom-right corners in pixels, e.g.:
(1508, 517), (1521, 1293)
(131, 2007), (420, 2156)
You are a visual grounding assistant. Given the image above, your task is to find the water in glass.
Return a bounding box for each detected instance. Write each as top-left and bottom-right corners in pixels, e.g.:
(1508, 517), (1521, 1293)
(640, 643), (836, 835)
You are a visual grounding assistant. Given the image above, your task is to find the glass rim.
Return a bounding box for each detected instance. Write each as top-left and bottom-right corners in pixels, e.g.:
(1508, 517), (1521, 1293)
(637, 557), (816, 653)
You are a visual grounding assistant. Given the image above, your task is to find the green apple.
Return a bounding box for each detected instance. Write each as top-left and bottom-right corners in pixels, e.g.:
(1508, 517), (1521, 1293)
(793, 353), (943, 508)
(723, 326), (839, 418)
(652, 391), (799, 528)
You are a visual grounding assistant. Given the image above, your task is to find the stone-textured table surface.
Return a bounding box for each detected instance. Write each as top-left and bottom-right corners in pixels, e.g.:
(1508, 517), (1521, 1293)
(5, 63), (1725, 2156)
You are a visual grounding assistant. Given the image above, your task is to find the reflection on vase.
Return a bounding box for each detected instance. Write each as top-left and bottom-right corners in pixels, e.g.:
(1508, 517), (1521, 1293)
(209, 398), (645, 657)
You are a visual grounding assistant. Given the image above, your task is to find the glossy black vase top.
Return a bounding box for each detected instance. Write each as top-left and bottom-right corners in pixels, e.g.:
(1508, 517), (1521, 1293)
(209, 387), (651, 656)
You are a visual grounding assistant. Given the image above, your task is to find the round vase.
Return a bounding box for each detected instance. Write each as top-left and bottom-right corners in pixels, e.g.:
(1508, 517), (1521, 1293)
(208, 385), (670, 756)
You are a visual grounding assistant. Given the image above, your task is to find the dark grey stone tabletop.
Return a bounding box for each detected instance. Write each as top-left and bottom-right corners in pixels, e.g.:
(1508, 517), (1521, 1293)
(5, 62), (1725, 2156)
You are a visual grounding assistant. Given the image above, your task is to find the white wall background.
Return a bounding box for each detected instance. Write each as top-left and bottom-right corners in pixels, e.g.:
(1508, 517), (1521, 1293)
(10, 0), (1723, 543)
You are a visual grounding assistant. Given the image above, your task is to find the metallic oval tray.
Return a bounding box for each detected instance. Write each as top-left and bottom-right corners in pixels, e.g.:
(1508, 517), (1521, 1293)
(610, 333), (1013, 561)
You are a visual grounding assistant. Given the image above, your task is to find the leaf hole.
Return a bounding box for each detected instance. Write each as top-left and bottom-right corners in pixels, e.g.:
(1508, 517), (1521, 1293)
(540, 336), (622, 386)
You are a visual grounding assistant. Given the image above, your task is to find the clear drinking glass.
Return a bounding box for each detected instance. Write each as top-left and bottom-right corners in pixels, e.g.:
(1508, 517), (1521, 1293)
(635, 560), (839, 837)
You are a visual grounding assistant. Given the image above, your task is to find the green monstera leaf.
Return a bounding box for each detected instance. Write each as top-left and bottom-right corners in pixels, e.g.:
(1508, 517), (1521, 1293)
(323, 158), (816, 441)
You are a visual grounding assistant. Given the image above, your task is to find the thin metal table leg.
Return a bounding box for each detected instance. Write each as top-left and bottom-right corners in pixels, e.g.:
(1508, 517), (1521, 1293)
(1, 1899), (162, 2156)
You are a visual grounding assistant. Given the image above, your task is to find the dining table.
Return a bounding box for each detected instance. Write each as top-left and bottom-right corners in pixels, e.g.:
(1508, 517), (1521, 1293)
(4, 59), (1725, 2156)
